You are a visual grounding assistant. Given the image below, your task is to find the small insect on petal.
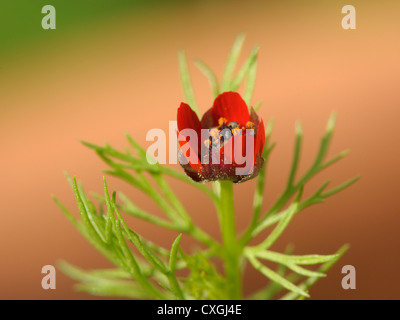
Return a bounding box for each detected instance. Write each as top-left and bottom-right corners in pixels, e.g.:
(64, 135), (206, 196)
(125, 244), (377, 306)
(227, 121), (240, 129)
(220, 128), (233, 142)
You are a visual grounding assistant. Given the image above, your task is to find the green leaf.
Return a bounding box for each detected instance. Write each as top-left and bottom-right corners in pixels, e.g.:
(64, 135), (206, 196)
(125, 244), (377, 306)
(284, 264), (326, 278)
(168, 234), (185, 300)
(320, 149), (350, 170)
(244, 59), (258, 106)
(59, 179), (126, 270)
(255, 250), (339, 266)
(103, 178), (163, 298)
(255, 252), (326, 278)
(59, 261), (151, 299)
(77, 182), (107, 243)
(287, 121), (303, 189)
(280, 245), (349, 300)
(52, 196), (78, 227)
(113, 218), (165, 299)
(169, 234), (182, 273)
(125, 133), (148, 159)
(313, 112), (336, 167)
(178, 50), (199, 115)
(254, 100), (263, 111)
(194, 59), (219, 97)
(119, 193), (178, 230)
(256, 201), (299, 251)
(221, 33), (246, 91)
(72, 177), (104, 245)
(104, 179), (169, 275)
(247, 254), (309, 298)
(152, 174), (192, 224)
(231, 45), (259, 92)
(321, 176), (360, 198)
(251, 244), (296, 300)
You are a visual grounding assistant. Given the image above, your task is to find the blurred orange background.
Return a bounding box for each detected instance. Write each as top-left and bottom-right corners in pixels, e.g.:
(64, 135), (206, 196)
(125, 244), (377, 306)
(0, 0), (399, 299)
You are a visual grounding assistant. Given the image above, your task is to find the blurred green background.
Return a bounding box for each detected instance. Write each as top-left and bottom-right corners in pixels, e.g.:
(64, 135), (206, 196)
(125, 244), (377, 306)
(0, 1), (177, 54)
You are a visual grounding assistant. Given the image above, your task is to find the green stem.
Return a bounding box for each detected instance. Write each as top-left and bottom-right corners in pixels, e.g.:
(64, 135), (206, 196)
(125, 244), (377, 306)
(219, 180), (242, 300)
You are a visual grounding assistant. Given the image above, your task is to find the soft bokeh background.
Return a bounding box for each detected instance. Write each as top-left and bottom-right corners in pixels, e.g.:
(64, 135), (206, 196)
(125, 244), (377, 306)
(1, 0), (399, 299)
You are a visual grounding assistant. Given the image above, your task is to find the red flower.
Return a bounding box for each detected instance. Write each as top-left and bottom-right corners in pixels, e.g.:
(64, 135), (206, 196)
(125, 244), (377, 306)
(177, 92), (265, 183)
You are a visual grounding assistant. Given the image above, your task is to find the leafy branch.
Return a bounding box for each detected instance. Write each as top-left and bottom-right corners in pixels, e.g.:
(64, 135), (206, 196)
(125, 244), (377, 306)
(55, 34), (358, 300)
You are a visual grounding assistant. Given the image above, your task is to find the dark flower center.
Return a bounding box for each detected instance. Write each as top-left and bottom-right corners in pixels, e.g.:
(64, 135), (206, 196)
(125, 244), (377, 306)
(203, 117), (255, 150)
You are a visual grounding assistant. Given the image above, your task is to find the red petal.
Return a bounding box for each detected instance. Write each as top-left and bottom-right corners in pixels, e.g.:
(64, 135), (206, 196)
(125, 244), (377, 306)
(212, 92), (250, 126)
(254, 119), (265, 158)
(177, 129), (202, 172)
(177, 102), (202, 135)
(200, 108), (216, 129)
(177, 102), (202, 171)
(249, 107), (260, 126)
